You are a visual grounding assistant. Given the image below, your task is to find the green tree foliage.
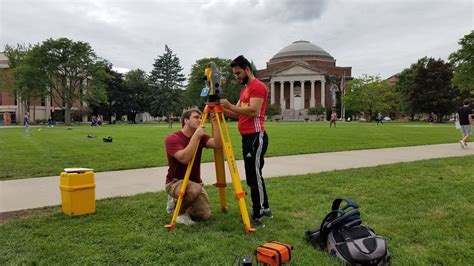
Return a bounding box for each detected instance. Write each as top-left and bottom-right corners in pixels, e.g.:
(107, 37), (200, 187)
(124, 69), (150, 122)
(449, 31), (474, 95)
(344, 75), (399, 121)
(266, 103), (281, 121)
(88, 65), (124, 122)
(2, 44), (49, 119)
(185, 57), (242, 109)
(407, 57), (460, 122)
(34, 38), (108, 124)
(149, 45), (185, 117)
(396, 67), (416, 116)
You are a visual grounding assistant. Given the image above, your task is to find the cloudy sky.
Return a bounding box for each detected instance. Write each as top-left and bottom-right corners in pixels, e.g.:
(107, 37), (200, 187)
(1, 0), (472, 79)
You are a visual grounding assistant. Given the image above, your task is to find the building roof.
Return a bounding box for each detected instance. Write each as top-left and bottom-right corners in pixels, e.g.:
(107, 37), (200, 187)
(0, 53), (10, 69)
(270, 40), (333, 61)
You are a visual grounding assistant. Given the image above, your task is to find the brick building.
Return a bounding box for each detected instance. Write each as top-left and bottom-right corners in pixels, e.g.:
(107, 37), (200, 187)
(256, 40), (352, 119)
(0, 52), (84, 125)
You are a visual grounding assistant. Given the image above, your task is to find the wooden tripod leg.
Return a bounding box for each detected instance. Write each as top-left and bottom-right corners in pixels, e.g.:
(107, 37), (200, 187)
(213, 135), (228, 212)
(165, 109), (209, 230)
(214, 110), (255, 233)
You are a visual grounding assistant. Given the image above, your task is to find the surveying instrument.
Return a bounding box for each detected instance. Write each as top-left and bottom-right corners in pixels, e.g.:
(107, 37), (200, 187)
(165, 63), (256, 233)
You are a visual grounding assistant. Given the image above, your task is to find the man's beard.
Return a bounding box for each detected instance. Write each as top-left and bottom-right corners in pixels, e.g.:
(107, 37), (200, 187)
(242, 75), (249, 85)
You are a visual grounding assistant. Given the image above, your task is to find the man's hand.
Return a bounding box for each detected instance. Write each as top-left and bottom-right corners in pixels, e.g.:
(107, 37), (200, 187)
(194, 125), (205, 139)
(220, 99), (232, 109)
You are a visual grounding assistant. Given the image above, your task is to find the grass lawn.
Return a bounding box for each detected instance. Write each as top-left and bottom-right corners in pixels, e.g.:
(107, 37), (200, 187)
(0, 121), (463, 180)
(1, 156), (473, 264)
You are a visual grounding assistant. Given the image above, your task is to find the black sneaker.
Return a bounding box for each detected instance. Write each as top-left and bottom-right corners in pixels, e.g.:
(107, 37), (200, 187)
(251, 215), (265, 227)
(262, 208), (273, 219)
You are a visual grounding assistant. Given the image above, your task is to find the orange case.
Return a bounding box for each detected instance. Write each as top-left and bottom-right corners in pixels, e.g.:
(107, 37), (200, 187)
(256, 241), (293, 266)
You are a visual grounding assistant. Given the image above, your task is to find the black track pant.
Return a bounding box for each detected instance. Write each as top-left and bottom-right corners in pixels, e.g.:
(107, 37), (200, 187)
(242, 131), (269, 218)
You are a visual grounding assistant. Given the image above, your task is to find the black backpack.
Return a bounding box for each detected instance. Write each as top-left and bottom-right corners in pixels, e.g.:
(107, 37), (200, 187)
(305, 198), (390, 265)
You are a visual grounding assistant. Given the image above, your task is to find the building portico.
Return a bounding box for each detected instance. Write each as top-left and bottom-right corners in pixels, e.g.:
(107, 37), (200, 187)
(257, 40), (352, 119)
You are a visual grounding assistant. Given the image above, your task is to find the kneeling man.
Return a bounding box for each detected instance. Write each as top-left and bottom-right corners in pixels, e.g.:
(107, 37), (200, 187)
(164, 108), (221, 225)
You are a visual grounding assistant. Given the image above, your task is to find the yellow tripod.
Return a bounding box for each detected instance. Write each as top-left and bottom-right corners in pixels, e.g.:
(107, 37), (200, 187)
(165, 102), (256, 233)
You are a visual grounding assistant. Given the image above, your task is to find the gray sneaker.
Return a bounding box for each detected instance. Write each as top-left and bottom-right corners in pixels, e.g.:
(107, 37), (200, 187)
(251, 215), (266, 227)
(262, 208), (273, 219)
(166, 195), (177, 214)
(460, 140), (465, 149)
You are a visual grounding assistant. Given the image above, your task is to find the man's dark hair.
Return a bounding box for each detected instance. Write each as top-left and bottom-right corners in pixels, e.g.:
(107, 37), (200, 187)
(181, 108), (202, 127)
(463, 98), (471, 105)
(230, 55), (252, 71)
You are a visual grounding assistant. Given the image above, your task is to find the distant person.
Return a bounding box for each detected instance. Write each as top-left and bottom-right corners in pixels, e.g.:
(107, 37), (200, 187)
(164, 108), (221, 225)
(220, 55), (272, 227)
(429, 113), (434, 125)
(456, 98), (472, 149)
(330, 111), (337, 128)
(24, 112), (30, 136)
(47, 116), (54, 127)
(168, 114), (173, 128)
(91, 116), (97, 127)
(97, 115), (103, 127)
(377, 112), (384, 125)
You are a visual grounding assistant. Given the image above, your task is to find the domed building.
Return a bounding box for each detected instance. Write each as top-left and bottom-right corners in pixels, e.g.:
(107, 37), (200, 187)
(257, 40), (351, 118)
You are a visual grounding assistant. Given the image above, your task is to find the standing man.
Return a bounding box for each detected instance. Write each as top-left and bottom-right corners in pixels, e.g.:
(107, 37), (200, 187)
(24, 112), (30, 136)
(330, 110), (337, 128)
(220, 55), (272, 226)
(457, 98), (472, 149)
(164, 108), (222, 225)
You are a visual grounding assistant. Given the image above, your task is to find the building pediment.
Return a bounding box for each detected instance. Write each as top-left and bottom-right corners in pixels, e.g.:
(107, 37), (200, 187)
(272, 61), (326, 76)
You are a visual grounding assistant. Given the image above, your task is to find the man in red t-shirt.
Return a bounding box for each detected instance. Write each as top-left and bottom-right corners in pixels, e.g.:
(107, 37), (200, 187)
(220, 55), (271, 227)
(165, 108), (221, 225)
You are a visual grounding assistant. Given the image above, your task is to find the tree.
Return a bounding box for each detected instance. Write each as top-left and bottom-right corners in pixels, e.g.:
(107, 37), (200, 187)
(449, 31), (474, 95)
(124, 69), (150, 123)
(344, 75), (399, 121)
(408, 57), (460, 122)
(87, 64), (124, 123)
(35, 38), (108, 124)
(149, 45), (185, 117)
(396, 67), (416, 117)
(185, 57), (242, 109)
(266, 104), (281, 121)
(2, 44), (49, 122)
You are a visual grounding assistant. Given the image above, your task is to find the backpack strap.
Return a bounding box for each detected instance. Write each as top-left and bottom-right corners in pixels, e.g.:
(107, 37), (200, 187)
(332, 198), (359, 211)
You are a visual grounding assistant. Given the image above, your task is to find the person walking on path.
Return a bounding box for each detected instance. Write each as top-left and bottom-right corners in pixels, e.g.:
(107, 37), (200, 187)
(164, 108), (222, 225)
(330, 111), (337, 128)
(24, 112), (30, 136)
(220, 55), (272, 227)
(456, 98), (472, 149)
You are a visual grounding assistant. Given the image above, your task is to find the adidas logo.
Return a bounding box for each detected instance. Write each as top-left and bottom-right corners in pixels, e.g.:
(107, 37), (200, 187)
(246, 153), (252, 158)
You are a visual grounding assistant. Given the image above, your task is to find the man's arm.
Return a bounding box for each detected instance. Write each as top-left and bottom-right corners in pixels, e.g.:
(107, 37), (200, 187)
(205, 113), (223, 149)
(220, 98), (263, 118)
(173, 127), (205, 164)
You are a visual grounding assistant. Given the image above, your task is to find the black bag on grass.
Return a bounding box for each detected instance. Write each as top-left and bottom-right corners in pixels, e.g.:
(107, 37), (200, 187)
(305, 198), (390, 265)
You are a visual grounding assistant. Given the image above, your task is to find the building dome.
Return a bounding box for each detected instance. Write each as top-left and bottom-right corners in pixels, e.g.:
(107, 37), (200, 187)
(270, 40), (333, 61)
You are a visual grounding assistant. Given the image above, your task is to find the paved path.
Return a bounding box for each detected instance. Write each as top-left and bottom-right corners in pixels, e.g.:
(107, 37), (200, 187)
(1, 143), (472, 213)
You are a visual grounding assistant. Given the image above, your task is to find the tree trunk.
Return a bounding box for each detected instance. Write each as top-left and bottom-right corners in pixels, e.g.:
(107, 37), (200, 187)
(65, 102), (71, 125)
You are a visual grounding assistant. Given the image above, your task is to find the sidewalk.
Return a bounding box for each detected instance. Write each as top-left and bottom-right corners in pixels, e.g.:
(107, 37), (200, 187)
(1, 143), (472, 213)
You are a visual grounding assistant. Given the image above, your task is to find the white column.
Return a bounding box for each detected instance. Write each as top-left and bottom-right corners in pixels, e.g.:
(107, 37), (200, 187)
(290, 81), (294, 110)
(270, 82), (275, 105)
(310, 80), (315, 108)
(321, 79), (326, 107)
(300, 80), (305, 109)
(280, 82), (285, 110)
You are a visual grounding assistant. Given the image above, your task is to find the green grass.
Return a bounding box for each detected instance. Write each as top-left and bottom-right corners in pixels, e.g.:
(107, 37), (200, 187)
(0, 121), (463, 180)
(1, 156), (473, 264)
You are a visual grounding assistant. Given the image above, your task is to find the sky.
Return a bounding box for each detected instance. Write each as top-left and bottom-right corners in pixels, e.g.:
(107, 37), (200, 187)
(1, 0), (472, 79)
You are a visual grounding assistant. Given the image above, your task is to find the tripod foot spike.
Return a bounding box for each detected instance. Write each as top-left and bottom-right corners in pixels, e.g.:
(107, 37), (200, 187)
(165, 224), (175, 231)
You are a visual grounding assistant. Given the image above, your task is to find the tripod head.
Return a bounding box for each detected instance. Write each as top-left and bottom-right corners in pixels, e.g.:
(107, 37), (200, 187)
(201, 62), (224, 103)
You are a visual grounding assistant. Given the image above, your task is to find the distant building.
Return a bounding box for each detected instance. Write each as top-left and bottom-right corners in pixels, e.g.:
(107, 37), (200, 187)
(386, 73), (400, 85)
(0, 52), (84, 124)
(256, 40), (352, 119)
